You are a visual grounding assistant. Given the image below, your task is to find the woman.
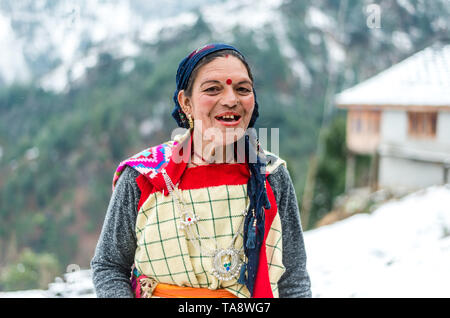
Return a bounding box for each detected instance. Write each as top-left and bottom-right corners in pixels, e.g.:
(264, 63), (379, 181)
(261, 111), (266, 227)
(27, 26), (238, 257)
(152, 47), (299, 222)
(91, 43), (312, 298)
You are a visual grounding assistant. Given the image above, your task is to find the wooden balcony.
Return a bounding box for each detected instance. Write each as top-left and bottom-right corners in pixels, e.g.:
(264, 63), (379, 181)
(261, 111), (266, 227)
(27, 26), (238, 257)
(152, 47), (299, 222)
(346, 109), (381, 154)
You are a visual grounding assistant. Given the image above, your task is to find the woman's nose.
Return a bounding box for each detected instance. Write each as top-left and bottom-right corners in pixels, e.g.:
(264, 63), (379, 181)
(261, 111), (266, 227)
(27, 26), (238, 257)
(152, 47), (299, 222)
(221, 86), (238, 107)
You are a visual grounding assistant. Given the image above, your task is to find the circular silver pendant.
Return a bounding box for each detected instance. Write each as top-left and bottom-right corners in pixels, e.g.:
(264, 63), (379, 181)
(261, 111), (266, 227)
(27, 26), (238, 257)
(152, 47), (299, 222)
(210, 248), (242, 282)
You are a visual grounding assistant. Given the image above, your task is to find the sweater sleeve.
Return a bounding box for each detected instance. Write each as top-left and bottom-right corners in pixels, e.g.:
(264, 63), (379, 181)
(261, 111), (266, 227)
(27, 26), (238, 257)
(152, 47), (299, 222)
(90, 166), (141, 298)
(267, 164), (312, 298)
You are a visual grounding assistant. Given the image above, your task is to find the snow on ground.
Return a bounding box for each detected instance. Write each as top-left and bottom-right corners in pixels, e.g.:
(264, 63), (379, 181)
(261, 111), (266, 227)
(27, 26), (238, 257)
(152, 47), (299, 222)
(0, 269), (96, 298)
(304, 184), (450, 298)
(1, 185), (449, 298)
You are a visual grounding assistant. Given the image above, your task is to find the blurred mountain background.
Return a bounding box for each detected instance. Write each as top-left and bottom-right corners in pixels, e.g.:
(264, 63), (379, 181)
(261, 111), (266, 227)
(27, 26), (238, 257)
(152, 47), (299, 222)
(0, 0), (449, 291)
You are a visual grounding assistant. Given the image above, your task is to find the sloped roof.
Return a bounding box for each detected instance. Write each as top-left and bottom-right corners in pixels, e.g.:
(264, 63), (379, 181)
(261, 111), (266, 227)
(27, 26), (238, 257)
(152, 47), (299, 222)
(335, 42), (450, 108)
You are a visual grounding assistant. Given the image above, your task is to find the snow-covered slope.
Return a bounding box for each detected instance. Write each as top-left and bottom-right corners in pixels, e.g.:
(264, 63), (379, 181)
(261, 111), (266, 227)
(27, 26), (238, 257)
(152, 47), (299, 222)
(1, 184), (449, 298)
(0, 0), (320, 92)
(0, 0), (221, 90)
(2, 0), (449, 94)
(305, 184), (450, 298)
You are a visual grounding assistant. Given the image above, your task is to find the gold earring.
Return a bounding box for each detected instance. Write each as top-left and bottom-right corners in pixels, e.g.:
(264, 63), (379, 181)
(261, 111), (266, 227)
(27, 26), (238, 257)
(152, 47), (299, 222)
(187, 114), (194, 129)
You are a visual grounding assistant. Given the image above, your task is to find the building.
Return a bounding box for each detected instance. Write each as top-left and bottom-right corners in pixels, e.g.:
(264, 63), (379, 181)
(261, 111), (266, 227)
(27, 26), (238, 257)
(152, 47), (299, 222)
(335, 42), (450, 192)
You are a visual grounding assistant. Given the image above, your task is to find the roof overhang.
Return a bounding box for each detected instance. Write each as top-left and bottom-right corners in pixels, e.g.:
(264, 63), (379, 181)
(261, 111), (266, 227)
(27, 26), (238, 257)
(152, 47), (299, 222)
(336, 104), (450, 112)
(335, 42), (450, 111)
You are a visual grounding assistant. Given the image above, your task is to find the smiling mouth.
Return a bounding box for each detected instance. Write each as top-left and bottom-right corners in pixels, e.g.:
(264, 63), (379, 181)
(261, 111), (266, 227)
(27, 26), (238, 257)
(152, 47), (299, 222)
(214, 114), (241, 122)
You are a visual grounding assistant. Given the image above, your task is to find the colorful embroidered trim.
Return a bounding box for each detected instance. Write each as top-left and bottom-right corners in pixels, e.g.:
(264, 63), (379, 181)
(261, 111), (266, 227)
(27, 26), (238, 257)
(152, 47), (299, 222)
(112, 141), (175, 191)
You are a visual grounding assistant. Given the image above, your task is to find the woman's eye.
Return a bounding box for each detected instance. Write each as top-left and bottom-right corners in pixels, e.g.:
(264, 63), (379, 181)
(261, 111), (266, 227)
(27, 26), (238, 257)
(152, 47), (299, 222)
(237, 87), (251, 93)
(205, 87), (220, 92)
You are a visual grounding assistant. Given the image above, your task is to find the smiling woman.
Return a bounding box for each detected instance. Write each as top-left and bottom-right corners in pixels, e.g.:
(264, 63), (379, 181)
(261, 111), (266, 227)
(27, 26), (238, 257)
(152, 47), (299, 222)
(177, 49), (255, 165)
(90, 43), (312, 298)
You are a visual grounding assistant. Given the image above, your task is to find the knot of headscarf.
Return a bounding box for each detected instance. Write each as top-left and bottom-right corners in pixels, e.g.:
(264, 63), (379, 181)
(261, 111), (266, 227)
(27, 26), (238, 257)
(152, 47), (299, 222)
(171, 43), (270, 297)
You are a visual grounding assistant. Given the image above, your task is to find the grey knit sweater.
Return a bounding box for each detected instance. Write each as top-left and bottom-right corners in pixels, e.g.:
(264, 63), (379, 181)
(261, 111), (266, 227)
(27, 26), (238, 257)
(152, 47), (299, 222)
(90, 164), (312, 298)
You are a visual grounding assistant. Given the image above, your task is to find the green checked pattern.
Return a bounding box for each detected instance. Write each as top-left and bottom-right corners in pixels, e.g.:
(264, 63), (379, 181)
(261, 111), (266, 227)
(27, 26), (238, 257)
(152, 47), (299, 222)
(134, 182), (285, 298)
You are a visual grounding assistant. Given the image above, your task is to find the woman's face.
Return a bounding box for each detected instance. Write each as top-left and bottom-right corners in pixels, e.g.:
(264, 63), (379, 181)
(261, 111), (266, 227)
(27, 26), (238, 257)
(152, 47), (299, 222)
(179, 55), (255, 146)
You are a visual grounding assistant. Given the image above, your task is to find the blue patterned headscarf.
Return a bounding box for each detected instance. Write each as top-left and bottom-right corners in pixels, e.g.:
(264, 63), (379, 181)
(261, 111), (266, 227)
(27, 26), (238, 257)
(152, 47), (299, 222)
(171, 43), (270, 297)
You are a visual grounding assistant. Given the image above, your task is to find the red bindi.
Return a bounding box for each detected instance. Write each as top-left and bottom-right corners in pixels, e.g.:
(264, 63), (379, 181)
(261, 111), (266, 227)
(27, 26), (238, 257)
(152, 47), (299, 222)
(226, 78), (232, 85)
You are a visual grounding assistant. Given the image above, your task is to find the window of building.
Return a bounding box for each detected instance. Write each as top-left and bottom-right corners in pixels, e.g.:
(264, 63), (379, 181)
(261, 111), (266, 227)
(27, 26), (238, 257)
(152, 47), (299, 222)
(349, 110), (380, 134)
(408, 112), (437, 138)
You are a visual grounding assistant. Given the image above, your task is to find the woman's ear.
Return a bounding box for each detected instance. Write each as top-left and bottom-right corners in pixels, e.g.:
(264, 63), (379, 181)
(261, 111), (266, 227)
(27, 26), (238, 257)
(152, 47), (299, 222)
(178, 90), (192, 115)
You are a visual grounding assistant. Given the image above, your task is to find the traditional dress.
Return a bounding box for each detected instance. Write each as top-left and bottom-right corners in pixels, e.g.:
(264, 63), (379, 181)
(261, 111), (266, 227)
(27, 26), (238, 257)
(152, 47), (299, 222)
(91, 128), (311, 297)
(112, 130), (286, 298)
